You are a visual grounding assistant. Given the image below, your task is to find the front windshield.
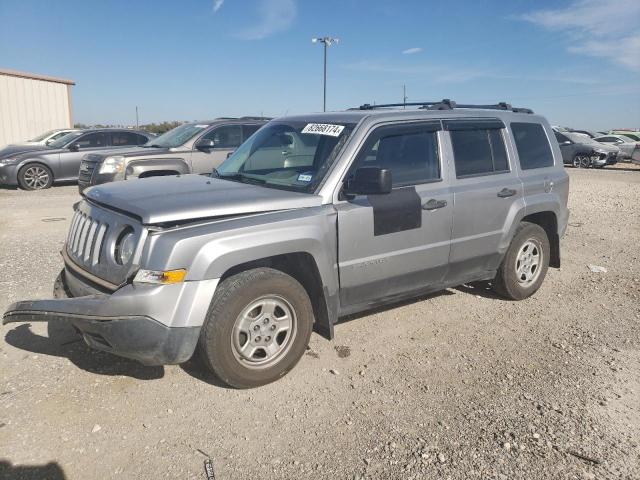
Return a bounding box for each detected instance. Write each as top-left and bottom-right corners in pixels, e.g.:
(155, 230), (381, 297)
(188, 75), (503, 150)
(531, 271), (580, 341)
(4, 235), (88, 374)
(565, 132), (599, 145)
(618, 133), (639, 141)
(146, 123), (208, 148)
(217, 121), (354, 193)
(48, 131), (84, 148)
(28, 130), (57, 142)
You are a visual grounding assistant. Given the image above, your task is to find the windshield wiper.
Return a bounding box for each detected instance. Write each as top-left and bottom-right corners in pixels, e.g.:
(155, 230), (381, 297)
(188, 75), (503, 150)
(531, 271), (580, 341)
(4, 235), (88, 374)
(218, 173), (265, 185)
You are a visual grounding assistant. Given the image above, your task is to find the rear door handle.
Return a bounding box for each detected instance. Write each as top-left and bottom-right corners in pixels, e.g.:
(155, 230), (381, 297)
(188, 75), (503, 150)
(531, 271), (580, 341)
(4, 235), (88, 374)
(497, 188), (516, 198)
(422, 198), (448, 210)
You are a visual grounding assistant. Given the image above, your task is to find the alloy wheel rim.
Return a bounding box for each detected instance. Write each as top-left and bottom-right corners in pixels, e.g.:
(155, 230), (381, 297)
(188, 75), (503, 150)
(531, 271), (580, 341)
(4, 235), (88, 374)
(515, 239), (543, 286)
(231, 295), (297, 369)
(24, 166), (49, 189)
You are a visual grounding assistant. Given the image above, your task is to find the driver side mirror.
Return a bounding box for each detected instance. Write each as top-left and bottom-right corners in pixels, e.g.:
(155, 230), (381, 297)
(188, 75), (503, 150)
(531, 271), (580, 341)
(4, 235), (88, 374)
(343, 167), (392, 196)
(196, 138), (216, 151)
(68, 143), (80, 152)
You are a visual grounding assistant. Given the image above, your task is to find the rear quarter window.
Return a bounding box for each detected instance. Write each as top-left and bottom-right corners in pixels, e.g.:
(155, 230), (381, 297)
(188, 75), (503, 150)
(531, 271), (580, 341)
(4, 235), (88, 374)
(511, 123), (554, 170)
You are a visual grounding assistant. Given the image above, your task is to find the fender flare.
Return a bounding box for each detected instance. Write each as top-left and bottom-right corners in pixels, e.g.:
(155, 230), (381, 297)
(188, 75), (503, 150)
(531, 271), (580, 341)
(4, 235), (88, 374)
(126, 157), (190, 179)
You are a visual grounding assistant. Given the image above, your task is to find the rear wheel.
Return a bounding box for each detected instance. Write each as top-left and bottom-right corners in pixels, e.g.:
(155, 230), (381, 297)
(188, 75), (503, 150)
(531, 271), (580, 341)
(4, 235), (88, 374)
(197, 267), (314, 388)
(492, 222), (550, 300)
(18, 163), (53, 190)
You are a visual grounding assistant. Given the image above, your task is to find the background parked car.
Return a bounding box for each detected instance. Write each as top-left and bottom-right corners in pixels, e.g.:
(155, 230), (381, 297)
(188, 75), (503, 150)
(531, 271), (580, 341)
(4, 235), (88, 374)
(0, 129), (154, 190)
(594, 134), (640, 161)
(553, 130), (616, 168)
(609, 130), (640, 141)
(78, 117), (268, 192)
(19, 128), (80, 146)
(0, 128), (82, 160)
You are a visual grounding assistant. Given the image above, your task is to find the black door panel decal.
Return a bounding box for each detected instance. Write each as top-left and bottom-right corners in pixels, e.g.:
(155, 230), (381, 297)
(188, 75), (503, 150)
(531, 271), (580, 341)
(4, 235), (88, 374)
(367, 187), (421, 236)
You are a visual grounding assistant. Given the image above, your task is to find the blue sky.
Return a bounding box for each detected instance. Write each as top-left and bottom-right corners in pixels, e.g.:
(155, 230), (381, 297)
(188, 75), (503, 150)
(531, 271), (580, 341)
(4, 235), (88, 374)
(1, 0), (638, 130)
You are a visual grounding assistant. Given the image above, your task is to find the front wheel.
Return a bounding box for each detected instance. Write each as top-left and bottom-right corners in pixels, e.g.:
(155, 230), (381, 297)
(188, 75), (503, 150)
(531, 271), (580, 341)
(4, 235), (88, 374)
(492, 222), (550, 300)
(197, 267), (314, 388)
(18, 163), (53, 190)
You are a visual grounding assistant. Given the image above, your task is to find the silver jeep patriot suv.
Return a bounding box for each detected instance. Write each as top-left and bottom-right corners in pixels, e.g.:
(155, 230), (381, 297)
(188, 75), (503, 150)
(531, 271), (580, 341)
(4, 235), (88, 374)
(77, 117), (268, 193)
(4, 100), (569, 388)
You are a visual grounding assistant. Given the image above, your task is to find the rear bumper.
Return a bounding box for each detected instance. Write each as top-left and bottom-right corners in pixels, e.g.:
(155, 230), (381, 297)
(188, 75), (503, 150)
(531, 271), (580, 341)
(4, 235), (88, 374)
(3, 269), (218, 365)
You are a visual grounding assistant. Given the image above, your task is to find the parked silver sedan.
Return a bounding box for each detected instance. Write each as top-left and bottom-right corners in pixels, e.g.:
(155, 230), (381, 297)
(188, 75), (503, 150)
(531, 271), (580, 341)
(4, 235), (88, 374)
(594, 134), (640, 161)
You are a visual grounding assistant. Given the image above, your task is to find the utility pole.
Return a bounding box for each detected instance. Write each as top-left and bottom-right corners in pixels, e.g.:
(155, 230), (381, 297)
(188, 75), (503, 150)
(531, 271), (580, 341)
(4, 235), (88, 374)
(312, 37), (339, 112)
(135, 106), (139, 128)
(403, 85), (408, 109)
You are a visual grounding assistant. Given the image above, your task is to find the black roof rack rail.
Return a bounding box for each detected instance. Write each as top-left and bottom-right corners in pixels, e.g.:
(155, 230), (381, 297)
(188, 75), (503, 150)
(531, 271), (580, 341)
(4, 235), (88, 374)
(240, 116), (273, 120)
(357, 99), (533, 114)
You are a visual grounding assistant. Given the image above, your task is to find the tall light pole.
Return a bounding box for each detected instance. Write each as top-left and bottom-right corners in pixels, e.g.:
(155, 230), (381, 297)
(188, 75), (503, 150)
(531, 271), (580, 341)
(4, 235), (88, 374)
(312, 37), (339, 112)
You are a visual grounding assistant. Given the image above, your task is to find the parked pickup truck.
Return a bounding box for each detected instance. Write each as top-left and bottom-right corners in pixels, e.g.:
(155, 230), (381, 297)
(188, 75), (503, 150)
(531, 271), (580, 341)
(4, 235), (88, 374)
(4, 100), (569, 388)
(77, 118), (269, 193)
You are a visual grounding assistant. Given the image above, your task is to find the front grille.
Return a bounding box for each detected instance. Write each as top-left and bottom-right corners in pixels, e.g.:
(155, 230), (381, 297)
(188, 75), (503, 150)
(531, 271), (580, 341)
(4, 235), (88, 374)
(66, 210), (108, 267)
(78, 159), (97, 183)
(64, 200), (146, 287)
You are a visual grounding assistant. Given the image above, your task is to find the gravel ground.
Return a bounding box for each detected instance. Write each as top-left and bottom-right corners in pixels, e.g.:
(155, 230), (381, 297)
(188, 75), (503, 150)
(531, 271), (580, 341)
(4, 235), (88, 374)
(1, 166), (639, 480)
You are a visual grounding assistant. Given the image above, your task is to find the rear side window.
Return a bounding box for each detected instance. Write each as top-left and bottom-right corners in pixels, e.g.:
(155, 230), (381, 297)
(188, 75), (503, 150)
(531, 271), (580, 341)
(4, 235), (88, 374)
(450, 129), (509, 177)
(511, 123), (554, 169)
(356, 125), (440, 187)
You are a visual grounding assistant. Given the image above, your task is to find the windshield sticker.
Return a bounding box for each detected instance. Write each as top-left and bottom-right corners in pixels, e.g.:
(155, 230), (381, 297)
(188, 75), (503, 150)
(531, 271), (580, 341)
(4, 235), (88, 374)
(194, 124), (208, 128)
(297, 173), (313, 182)
(302, 123), (345, 137)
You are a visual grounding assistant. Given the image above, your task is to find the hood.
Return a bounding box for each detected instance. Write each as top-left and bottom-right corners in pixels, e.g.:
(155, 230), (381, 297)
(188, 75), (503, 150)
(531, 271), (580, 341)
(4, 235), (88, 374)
(86, 146), (169, 161)
(84, 174), (323, 224)
(0, 144), (49, 159)
(591, 143), (619, 153)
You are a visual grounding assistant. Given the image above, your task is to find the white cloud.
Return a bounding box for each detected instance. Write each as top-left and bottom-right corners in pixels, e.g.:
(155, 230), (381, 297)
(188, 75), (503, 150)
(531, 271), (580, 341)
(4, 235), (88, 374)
(344, 60), (600, 85)
(518, 0), (640, 71)
(212, 0), (224, 13)
(402, 47), (422, 55)
(236, 0), (297, 40)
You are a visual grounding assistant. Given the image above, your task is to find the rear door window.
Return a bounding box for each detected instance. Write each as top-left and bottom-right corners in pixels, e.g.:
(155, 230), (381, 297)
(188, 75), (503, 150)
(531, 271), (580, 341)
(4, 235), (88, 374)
(111, 131), (145, 146)
(448, 122), (509, 177)
(511, 122), (554, 169)
(242, 124), (262, 141)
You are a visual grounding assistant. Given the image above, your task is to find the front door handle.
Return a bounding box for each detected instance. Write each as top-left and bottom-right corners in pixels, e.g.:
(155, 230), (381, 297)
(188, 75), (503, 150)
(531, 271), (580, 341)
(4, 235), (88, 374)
(497, 188), (517, 198)
(422, 198), (448, 210)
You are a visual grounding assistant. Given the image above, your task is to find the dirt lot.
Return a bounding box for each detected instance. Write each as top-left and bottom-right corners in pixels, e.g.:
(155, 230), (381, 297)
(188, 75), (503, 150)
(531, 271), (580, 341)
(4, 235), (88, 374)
(1, 166), (639, 480)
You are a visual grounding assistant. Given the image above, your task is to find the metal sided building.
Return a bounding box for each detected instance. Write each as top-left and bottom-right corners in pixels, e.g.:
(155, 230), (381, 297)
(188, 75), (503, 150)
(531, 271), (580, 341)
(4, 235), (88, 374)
(0, 68), (75, 147)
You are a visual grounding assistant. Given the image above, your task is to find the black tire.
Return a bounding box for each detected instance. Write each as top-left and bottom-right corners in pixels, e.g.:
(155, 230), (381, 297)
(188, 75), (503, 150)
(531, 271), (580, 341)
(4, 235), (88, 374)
(197, 267), (314, 388)
(18, 163), (53, 190)
(492, 222), (550, 300)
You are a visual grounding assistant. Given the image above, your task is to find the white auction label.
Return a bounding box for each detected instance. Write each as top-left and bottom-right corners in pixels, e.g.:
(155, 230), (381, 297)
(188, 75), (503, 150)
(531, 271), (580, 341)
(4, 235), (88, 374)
(301, 123), (345, 137)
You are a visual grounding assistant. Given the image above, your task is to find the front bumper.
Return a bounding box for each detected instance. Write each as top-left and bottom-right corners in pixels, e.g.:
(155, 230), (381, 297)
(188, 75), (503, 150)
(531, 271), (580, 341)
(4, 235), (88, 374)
(3, 268), (218, 365)
(0, 163), (20, 186)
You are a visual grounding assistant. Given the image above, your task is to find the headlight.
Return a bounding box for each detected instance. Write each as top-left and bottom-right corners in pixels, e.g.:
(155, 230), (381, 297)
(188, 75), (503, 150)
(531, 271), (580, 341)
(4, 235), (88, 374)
(115, 229), (136, 265)
(99, 156), (125, 174)
(134, 269), (187, 284)
(0, 157), (20, 166)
